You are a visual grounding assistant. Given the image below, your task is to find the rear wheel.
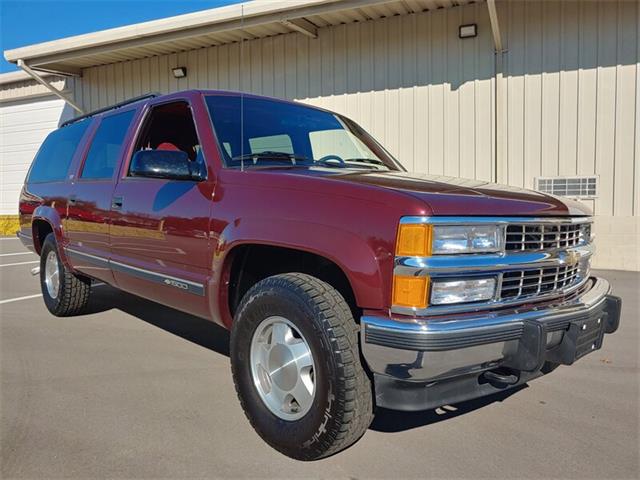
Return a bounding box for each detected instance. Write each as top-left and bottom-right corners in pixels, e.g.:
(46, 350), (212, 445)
(40, 233), (91, 316)
(230, 273), (373, 461)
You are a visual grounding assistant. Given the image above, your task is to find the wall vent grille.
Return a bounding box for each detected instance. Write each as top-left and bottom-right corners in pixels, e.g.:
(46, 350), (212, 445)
(535, 176), (598, 199)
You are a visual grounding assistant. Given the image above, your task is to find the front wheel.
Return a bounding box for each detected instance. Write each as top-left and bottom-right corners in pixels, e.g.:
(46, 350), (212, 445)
(230, 273), (373, 460)
(40, 233), (91, 316)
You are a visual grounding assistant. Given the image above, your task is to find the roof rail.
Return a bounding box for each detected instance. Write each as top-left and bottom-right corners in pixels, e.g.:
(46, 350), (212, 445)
(61, 93), (159, 127)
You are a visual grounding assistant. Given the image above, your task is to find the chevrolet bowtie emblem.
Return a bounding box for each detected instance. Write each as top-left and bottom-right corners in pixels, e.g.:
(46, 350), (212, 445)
(565, 250), (580, 266)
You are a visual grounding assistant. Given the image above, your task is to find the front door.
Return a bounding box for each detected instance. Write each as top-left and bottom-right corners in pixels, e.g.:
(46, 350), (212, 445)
(109, 100), (214, 318)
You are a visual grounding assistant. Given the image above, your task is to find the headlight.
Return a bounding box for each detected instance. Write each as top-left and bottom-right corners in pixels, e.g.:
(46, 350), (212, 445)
(430, 277), (497, 305)
(432, 225), (502, 254)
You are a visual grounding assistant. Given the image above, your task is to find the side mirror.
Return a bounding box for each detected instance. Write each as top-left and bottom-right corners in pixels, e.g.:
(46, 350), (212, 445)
(129, 149), (203, 181)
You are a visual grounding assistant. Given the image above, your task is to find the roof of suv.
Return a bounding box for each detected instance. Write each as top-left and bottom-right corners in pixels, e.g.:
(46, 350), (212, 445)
(61, 89), (329, 128)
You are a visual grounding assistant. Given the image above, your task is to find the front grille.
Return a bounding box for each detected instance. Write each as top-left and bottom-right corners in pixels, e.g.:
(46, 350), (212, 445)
(505, 223), (589, 251)
(500, 264), (581, 301)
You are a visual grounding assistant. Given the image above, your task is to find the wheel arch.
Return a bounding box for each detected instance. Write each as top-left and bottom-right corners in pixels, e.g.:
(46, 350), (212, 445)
(210, 218), (389, 328)
(31, 206), (69, 265)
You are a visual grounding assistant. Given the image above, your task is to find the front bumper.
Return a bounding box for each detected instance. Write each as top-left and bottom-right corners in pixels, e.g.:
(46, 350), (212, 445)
(361, 277), (621, 411)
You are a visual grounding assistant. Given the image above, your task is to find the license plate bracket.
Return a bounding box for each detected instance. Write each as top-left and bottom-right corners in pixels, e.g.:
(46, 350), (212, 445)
(546, 316), (606, 365)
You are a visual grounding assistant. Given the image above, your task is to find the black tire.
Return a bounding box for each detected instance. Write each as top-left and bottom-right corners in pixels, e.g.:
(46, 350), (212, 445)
(40, 233), (91, 316)
(230, 273), (373, 461)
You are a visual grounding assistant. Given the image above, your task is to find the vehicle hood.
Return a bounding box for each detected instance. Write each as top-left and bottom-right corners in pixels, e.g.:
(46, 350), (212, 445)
(274, 168), (592, 216)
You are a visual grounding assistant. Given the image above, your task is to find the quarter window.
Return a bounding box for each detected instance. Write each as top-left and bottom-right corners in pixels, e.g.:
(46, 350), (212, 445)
(81, 110), (135, 179)
(27, 120), (91, 183)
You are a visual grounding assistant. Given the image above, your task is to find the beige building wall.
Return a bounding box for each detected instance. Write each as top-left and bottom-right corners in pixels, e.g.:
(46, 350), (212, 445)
(72, 2), (496, 181)
(498, 0), (639, 271)
(3, 1), (637, 269)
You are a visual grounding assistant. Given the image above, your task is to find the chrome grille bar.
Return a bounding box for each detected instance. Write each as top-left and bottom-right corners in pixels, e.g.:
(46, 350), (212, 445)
(505, 223), (589, 251)
(501, 264), (581, 301)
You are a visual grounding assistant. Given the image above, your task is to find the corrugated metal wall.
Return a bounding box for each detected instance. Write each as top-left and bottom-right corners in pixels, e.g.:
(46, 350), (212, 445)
(498, 0), (639, 270)
(72, 2), (496, 181)
(20, 0), (640, 270)
(0, 76), (72, 102)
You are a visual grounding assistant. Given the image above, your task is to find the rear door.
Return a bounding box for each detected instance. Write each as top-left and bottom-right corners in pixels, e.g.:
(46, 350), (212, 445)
(64, 108), (137, 283)
(109, 98), (214, 318)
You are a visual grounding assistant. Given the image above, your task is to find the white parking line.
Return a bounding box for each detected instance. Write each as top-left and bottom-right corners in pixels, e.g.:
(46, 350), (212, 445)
(0, 293), (42, 305)
(0, 237), (20, 241)
(0, 261), (39, 268)
(0, 252), (33, 257)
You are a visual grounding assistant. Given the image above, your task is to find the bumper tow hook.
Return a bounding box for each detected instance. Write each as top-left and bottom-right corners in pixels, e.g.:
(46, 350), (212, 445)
(481, 369), (520, 387)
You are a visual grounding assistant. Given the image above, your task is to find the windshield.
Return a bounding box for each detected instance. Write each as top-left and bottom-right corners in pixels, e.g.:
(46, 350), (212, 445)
(205, 94), (401, 171)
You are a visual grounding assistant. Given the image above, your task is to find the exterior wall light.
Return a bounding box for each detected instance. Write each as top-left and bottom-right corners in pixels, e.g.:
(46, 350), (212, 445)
(459, 24), (477, 39)
(172, 67), (187, 78)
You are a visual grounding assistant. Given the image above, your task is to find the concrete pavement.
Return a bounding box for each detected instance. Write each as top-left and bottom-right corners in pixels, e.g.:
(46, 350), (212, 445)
(1, 237), (638, 478)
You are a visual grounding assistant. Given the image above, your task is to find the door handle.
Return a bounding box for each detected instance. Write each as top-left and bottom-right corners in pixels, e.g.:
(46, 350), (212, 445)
(68, 195), (77, 206)
(112, 196), (123, 210)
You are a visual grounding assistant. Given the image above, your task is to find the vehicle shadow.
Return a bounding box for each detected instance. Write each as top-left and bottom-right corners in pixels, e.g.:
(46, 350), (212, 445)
(86, 284), (230, 356)
(370, 385), (527, 433)
(86, 284), (527, 434)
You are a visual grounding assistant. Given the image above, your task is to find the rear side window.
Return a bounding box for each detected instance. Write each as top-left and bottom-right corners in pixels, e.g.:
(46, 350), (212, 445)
(27, 120), (90, 183)
(81, 110), (135, 179)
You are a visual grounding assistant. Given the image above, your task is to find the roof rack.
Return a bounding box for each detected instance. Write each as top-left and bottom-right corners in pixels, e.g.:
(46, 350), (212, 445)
(61, 93), (159, 127)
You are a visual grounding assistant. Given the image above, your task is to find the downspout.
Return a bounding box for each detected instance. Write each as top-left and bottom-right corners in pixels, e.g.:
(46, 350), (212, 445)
(487, 0), (505, 184)
(17, 59), (84, 114)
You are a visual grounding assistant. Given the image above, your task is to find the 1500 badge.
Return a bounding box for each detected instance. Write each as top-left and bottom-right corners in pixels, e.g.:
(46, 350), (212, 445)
(164, 278), (189, 290)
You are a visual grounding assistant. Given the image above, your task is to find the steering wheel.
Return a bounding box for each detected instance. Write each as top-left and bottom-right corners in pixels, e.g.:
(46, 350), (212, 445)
(317, 154), (346, 165)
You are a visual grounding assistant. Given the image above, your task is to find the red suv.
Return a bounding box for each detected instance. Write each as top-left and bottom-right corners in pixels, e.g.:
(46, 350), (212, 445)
(18, 90), (621, 460)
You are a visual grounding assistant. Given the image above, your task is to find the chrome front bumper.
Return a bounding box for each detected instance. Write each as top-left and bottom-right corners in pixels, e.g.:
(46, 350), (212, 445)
(361, 277), (621, 410)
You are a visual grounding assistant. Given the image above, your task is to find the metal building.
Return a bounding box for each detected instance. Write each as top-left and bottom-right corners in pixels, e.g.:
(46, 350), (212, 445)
(1, 0), (638, 270)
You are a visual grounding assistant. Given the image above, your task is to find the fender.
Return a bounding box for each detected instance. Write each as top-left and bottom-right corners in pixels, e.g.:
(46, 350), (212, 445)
(209, 216), (394, 328)
(31, 205), (71, 268)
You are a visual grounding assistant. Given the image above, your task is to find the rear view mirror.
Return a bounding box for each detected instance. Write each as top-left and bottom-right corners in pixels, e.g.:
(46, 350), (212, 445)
(130, 149), (203, 181)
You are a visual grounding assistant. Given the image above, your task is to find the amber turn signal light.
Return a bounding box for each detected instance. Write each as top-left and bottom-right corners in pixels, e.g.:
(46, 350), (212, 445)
(396, 224), (432, 257)
(392, 275), (429, 309)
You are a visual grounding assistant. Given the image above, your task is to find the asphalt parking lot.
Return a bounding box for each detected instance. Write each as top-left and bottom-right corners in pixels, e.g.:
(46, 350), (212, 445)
(1, 236), (638, 479)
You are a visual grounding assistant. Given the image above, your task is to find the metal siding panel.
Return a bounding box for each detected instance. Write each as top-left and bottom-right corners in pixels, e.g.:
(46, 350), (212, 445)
(399, 14), (417, 172)
(372, 18), (387, 145)
(444, 8), (461, 177)
(358, 20), (374, 134)
(523, 0), (542, 189)
(613, 0), (638, 217)
(414, 11), (429, 174)
(428, 9), (446, 175)
(296, 34), (309, 100)
(558, 0), (579, 177)
(68, 4), (494, 194)
(576, 1), (599, 181)
(475, 4), (494, 182)
(261, 36), (274, 97)
(211, 44), (221, 88)
(250, 38), (262, 94)
(386, 16), (401, 159)
(595, 1), (618, 216)
(106, 62), (116, 106)
(506, 0), (525, 187)
(273, 34), (286, 100)
(185, 50), (199, 93)
(459, 2), (478, 180)
(333, 24), (348, 116)
(284, 33), (297, 100)
(218, 44), (230, 90)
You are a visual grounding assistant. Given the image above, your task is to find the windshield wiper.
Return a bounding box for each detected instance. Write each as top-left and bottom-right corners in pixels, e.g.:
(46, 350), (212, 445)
(343, 158), (386, 166)
(231, 151), (312, 166)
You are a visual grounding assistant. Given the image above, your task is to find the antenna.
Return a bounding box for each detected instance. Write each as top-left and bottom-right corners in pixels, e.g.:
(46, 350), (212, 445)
(240, 4), (245, 172)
